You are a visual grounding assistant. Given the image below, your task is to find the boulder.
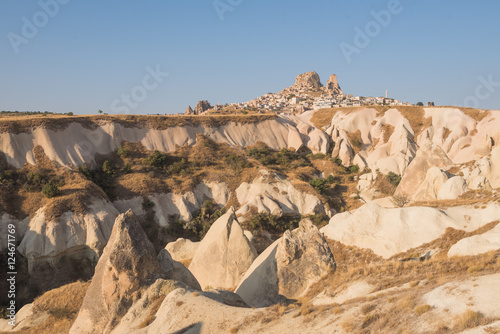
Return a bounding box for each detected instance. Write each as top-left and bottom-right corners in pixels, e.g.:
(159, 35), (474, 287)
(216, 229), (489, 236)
(320, 202), (500, 259)
(70, 210), (166, 334)
(158, 249), (201, 290)
(235, 219), (336, 307)
(164, 238), (199, 263)
(448, 222), (500, 257)
(188, 209), (257, 290)
(437, 176), (467, 200)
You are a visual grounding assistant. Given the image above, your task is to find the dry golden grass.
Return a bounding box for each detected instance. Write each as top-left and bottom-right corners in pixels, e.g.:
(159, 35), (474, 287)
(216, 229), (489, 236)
(4, 281), (90, 334)
(138, 295), (166, 329)
(415, 304), (431, 315)
(346, 130), (363, 154)
(381, 123), (395, 143)
(454, 309), (483, 330)
(0, 113), (277, 134)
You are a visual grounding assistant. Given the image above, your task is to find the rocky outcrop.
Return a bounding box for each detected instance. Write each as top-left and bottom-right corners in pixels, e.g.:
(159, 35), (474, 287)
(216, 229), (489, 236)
(321, 202), (500, 258)
(235, 219), (336, 307)
(18, 198), (119, 275)
(0, 117), (329, 168)
(395, 139), (452, 199)
(325, 74), (343, 95)
(194, 100), (212, 115)
(289, 71), (323, 91)
(165, 238), (199, 263)
(70, 210), (166, 334)
(448, 222), (500, 257)
(184, 105), (194, 115)
(236, 170), (327, 218)
(158, 249), (201, 290)
(188, 210), (257, 290)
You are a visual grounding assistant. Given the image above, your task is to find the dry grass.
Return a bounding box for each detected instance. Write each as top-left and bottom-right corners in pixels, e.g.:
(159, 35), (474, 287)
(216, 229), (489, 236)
(415, 304), (431, 315)
(381, 123), (395, 143)
(346, 130), (363, 154)
(454, 309), (483, 330)
(138, 295), (166, 328)
(7, 280), (90, 334)
(0, 113), (277, 134)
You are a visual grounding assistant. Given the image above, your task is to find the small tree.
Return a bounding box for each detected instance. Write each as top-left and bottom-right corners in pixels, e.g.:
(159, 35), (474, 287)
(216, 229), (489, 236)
(392, 193), (411, 207)
(98, 109), (103, 114)
(123, 163), (132, 173)
(416, 102), (424, 106)
(42, 181), (60, 198)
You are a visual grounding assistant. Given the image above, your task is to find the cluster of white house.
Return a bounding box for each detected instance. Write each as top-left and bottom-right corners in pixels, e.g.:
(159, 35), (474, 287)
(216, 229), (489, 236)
(229, 92), (412, 112)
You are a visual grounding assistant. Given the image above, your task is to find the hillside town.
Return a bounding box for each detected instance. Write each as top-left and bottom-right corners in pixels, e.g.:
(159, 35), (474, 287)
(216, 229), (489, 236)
(185, 71), (414, 115)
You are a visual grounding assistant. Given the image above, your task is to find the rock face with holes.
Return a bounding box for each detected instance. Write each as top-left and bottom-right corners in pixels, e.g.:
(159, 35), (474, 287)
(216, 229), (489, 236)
(188, 209), (257, 290)
(288, 71), (323, 91)
(325, 74), (343, 95)
(235, 219), (336, 307)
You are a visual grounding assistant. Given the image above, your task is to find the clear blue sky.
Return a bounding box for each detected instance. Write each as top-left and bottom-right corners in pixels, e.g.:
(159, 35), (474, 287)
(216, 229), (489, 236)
(1, 0), (499, 114)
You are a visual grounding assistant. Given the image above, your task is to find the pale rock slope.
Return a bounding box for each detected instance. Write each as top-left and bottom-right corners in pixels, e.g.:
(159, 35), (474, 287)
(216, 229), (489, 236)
(0, 117), (329, 168)
(395, 139), (453, 200)
(235, 219), (336, 307)
(325, 108), (418, 174)
(236, 170), (327, 218)
(448, 221), (500, 257)
(164, 238), (199, 263)
(320, 202), (500, 258)
(188, 210), (257, 290)
(18, 197), (119, 273)
(424, 273), (500, 318)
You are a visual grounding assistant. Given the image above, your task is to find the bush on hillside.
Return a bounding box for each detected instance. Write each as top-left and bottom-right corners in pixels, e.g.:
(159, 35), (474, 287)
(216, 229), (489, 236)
(42, 181), (60, 198)
(386, 172), (402, 186)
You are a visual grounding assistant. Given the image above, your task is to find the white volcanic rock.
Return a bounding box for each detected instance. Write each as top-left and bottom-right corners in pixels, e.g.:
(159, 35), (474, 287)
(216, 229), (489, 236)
(113, 182), (229, 227)
(145, 287), (256, 334)
(70, 210), (166, 334)
(164, 238), (199, 263)
(236, 170), (326, 218)
(17, 198), (119, 273)
(235, 219), (335, 307)
(0, 117), (328, 168)
(424, 274), (500, 318)
(157, 249), (201, 290)
(188, 210), (257, 290)
(395, 139), (452, 198)
(412, 167), (449, 201)
(320, 202), (500, 259)
(437, 176), (467, 200)
(448, 222), (500, 257)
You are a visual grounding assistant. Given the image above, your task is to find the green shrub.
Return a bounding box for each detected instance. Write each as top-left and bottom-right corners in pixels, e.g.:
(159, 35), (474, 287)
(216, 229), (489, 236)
(247, 213), (300, 233)
(123, 163), (132, 173)
(347, 165), (360, 173)
(309, 177), (329, 194)
(42, 181), (60, 198)
(386, 172), (402, 186)
(116, 146), (129, 158)
(332, 157), (343, 166)
(224, 155), (250, 173)
(143, 150), (168, 168)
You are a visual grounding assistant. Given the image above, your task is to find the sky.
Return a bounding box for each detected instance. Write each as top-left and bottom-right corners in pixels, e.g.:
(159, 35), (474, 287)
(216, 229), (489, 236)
(0, 0), (499, 115)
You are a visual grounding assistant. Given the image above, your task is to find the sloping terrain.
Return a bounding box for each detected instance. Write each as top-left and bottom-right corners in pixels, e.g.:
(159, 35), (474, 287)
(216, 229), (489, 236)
(1, 107), (500, 333)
